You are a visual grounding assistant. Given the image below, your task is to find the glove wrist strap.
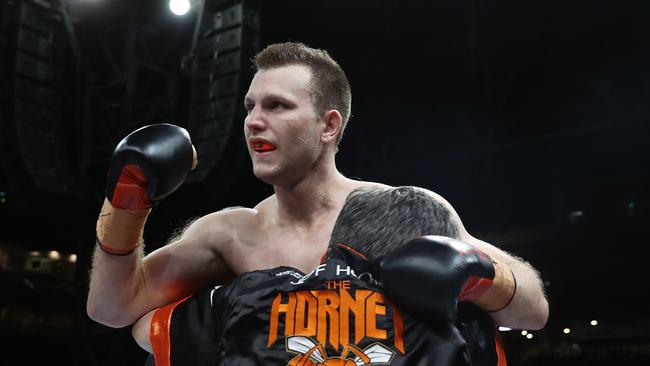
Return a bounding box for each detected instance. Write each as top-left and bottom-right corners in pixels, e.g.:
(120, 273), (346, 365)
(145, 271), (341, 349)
(474, 260), (517, 312)
(95, 198), (150, 256)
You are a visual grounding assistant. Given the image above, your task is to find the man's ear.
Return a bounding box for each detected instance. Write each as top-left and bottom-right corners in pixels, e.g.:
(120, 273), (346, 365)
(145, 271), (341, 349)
(320, 109), (343, 144)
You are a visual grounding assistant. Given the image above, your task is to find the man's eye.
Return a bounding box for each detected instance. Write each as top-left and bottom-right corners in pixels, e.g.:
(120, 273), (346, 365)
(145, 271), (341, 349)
(245, 104), (254, 113)
(269, 101), (283, 109)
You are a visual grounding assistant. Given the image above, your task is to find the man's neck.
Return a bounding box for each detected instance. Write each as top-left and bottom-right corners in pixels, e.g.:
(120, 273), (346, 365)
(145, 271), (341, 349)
(272, 162), (350, 227)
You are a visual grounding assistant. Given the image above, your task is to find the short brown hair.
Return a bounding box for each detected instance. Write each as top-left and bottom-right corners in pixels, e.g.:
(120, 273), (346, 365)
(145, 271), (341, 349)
(254, 42), (352, 146)
(330, 186), (460, 262)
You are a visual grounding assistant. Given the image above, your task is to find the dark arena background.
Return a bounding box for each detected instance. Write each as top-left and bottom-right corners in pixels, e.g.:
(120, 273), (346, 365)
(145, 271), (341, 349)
(1, 0), (649, 364)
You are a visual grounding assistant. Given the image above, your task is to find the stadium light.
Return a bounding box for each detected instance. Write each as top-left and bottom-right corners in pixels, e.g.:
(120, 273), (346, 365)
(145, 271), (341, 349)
(169, 0), (191, 16)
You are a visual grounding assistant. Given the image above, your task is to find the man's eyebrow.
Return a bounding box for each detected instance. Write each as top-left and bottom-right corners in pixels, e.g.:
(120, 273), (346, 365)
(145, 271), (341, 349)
(264, 92), (294, 101)
(245, 93), (295, 104)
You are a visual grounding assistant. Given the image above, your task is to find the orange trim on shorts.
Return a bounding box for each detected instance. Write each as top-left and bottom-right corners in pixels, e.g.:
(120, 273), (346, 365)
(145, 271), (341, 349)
(150, 296), (191, 366)
(495, 330), (508, 366)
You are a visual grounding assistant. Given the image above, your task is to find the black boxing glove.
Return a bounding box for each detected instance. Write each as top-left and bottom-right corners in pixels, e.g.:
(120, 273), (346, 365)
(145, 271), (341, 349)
(96, 123), (197, 255)
(106, 123), (196, 209)
(380, 235), (516, 327)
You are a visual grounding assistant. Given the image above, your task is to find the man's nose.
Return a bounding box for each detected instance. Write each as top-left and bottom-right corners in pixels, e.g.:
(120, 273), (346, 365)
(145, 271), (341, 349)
(245, 107), (266, 132)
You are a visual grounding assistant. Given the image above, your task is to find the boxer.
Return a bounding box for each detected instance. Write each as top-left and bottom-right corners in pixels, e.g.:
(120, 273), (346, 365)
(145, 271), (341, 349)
(131, 186), (510, 365)
(87, 43), (547, 337)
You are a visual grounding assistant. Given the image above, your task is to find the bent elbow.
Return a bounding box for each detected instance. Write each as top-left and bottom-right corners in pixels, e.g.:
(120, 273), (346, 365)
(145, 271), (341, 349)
(86, 299), (134, 328)
(528, 297), (550, 330)
(493, 295), (549, 331)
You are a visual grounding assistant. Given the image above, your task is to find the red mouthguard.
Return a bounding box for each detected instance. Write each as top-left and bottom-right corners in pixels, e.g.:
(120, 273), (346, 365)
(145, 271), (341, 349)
(252, 142), (276, 152)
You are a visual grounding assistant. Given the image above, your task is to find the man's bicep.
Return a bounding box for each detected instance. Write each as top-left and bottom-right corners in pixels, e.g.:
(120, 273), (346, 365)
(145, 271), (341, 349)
(139, 213), (235, 311)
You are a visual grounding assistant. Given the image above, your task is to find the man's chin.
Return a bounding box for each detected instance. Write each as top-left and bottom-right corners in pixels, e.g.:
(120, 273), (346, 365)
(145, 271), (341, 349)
(253, 167), (301, 188)
(253, 167), (279, 185)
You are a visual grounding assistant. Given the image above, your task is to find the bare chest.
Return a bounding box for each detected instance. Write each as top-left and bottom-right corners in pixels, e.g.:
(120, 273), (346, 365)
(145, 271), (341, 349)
(227, 224), (333, 274)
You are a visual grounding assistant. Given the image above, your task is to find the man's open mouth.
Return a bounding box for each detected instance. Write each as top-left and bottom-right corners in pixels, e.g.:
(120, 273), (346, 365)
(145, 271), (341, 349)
(252, 141), (277, 152)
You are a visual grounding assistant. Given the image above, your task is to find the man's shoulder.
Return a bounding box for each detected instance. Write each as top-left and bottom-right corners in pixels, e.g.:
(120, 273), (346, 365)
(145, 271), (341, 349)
(180, 205), (261, 240)
(346, 179), (390, 191)
(252, 194), (276, 211)
(345, 180), (447, 200)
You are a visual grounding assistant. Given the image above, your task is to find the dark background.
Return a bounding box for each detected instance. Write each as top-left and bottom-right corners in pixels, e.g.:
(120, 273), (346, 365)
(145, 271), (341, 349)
(1, 0), (649, 364)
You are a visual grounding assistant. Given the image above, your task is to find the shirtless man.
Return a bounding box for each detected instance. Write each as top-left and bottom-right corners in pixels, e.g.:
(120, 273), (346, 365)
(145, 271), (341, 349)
(87, 42), (548, 331)
(132, 186), (511, 366)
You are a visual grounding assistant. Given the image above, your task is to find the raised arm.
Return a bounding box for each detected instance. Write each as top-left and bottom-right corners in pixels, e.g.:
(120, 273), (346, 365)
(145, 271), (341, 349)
(87, 211), (232, 327)
(86, 124), (232, 327)
(426, 190), (549, 330)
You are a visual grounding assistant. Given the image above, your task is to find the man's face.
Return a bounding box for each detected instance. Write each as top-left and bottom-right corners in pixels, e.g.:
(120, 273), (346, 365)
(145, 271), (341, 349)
(243, 65), (324, 186)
